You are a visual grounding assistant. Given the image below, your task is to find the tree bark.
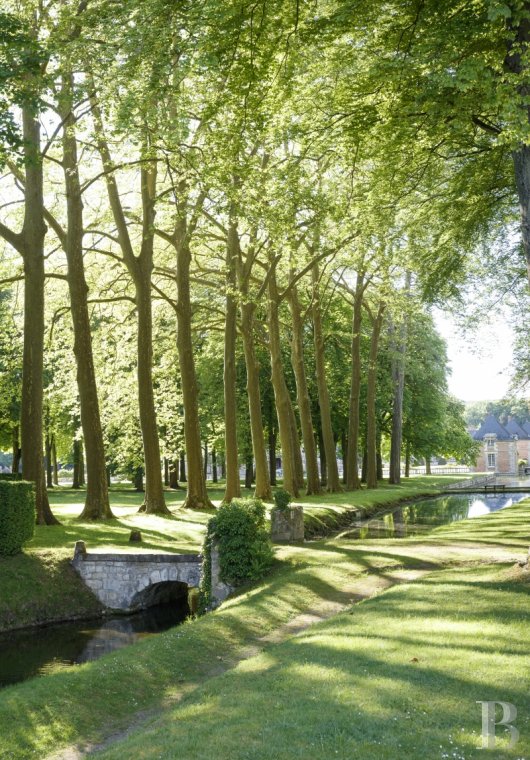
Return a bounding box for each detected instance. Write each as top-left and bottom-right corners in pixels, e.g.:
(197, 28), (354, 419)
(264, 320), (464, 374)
(267, 268), (299, 497)
(73, 439), (81, 489)
(203, 440), (208, 481)
(91, 98), (168, 515)
(212, 448), (218, 483)
(52, 436), (58, 485)
(346, 273), (365, 489)
(134, 466), (144, 492)
(288, 285), (321, 494)
(388, 312), (407, 485)
(45, 432), (53, 489)
(175, 223), (212, 510)
(164, 457), (170, 486)
(169, 460), (180, 489)
(312, 265), (341, 492)
(12, 426), (21, 475)
(405, 441), (411, 478)
(240, 302), (272, 500)
(134, 169), (169, 514)
(245, 452), (253, 489)
(20, 107), (59, 524)
(223, 219), (241, 502)
(318, 427), (327, 486)
(79, 441), (85, 487)
(180, 452), (187, 482)
(341, 431), (348, 485)
(366, 303), (386, 489)
(61, 73), (113, 519)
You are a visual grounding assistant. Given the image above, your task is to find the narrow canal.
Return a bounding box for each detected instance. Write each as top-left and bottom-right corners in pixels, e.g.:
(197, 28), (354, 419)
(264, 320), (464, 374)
(0, 597), (189, 689)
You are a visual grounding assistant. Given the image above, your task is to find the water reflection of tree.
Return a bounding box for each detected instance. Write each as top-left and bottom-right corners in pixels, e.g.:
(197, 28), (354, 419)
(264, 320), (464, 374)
(403, 495), (470, 526)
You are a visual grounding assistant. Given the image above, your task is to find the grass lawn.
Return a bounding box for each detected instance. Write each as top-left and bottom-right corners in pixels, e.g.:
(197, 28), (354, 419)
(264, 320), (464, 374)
(0, 491), (528, 759)
(0, 476), (466, 632)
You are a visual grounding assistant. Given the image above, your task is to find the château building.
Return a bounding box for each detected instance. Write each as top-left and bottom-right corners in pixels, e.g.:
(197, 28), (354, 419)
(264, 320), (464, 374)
(472, 413), (530, 474)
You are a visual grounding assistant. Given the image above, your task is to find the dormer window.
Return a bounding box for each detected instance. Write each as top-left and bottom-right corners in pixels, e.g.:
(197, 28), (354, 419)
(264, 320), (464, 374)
(485, 435), (495, 449)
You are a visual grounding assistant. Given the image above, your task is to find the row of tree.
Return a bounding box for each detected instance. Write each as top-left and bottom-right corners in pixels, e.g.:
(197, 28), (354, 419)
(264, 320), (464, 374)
(1, 0), (527, 523)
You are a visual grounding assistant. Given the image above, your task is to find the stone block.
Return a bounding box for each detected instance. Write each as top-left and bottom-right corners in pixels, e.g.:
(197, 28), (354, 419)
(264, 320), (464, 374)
(271, 505), (304, 542)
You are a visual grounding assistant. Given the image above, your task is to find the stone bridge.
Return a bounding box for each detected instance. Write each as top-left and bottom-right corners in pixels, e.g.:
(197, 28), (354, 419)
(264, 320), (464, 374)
(72, 541), (203, 613)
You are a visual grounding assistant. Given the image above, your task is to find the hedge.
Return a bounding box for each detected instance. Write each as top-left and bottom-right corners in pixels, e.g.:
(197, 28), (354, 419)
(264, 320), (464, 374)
(200, 498), (274, 609)
(0, 474), (22, 482)
(0, 481), (35, 556)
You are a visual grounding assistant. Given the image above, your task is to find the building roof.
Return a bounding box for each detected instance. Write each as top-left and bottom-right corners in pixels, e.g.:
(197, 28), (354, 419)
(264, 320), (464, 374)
(504, 418), (530, 439)
(472, 413), (513, 441)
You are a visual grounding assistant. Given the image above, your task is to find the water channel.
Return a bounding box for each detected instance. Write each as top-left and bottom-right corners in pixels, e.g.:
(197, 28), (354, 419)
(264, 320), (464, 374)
(342, 490), (530, 539)
(1, 490), (529, 689)
(0, 597), (189, 689)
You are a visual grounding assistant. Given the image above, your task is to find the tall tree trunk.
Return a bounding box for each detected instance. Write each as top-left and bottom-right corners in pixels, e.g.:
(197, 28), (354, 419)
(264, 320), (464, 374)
(12, 426), (21, 475)
(388, 318), (407, 485)
(212, 448), (218, 483)
(267, 269), (299, 497)
(240, 302), (272, 500)
(318, 427), (327, 486)
(73, 439), (81, 489)
(175, 230), (212, 510)
(169, 460), (179, 489)
(79, 441), (85, 487)
(180, 452), (187, 482)
(388, 274), (410, 485)
(45, 432), (53, 489)
(425, 457), (432, 475)
(376, 433), (383, 481)
(245, 452), (253, 489)
(346, 273), (365, 490)
(269, 426), (277, 486)
(341, 431), (348, 485)
(288, 397), (304, 491)
(288, 285), (321, 494)
(134, 466), (144, 492)
(366, 303), (386, 489)
(405, 441), (411, 478)
(61, 72), (113, 519)
(164, 457), (170, 486)
(91, 98), (167, 515)
(203, 440), (208, 481)
(312, 264), (341, 492)
(135, 185), (169, 515)
(223, 219), (241, 502)
(52, 436), (58, 485)
(20, 108), (58, 524)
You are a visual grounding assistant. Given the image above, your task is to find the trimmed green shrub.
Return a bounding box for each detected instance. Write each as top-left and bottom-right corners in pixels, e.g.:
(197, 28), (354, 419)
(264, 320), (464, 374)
(0, 481), (35, 556)
(200, 497), (274, 608)
(273, 487), (292, 511)
(0, 473), (22, 482)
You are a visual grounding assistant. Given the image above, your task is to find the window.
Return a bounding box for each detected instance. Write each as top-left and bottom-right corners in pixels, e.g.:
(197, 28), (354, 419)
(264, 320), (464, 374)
(487, 453), (496, 468)
(486, 437), (495, 449)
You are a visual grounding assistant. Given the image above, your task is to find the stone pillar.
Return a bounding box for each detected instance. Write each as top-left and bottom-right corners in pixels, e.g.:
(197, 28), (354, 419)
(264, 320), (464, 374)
(210, 540), (234, 604)
(271, 505), (304, 542)
(73, 540), (87, 564)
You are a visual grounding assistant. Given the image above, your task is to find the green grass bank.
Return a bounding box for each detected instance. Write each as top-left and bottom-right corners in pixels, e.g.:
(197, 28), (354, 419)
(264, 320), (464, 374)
(0, 476), (464, 632)
(0, 492), (527, 759)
